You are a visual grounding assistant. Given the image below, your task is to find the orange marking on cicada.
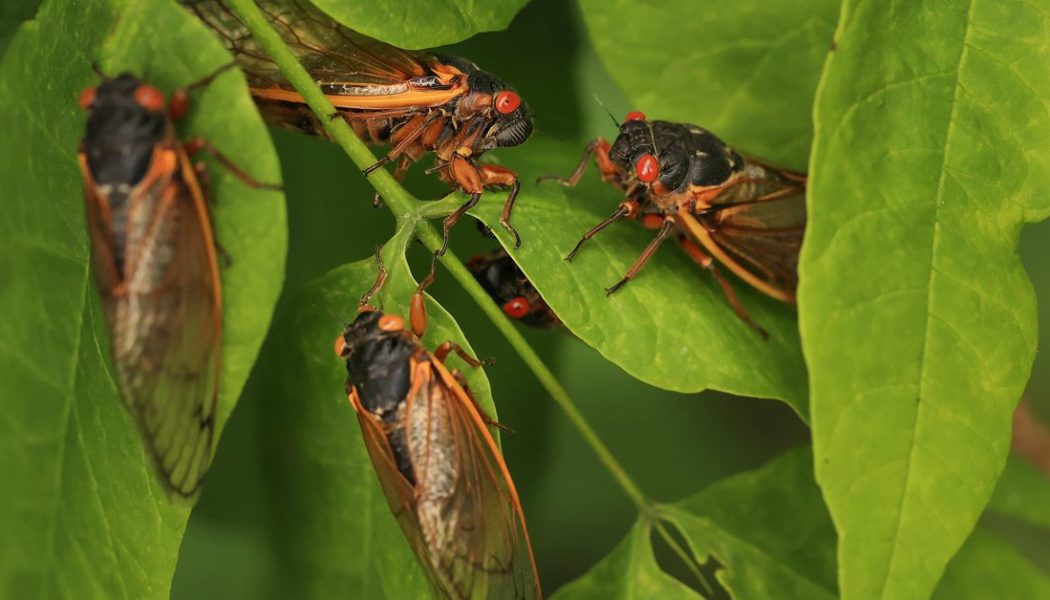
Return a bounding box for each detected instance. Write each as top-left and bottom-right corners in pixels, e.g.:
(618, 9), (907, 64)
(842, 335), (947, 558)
(333, 334), (348, 357)
(378, 314), (405, 332)
(78, 87), (96, 110)
(133, 84), (166, 112)
(409, 292), (427, 338)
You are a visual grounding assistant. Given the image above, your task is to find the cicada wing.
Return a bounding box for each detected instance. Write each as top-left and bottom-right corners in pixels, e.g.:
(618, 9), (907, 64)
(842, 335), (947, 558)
(189, 0), (447, 93)
(106, 148), (222, 498)
(411, 360), (540, 600)
(347, 387), (443, 591)
(682, 187), (806, 301)
(79, 152), (121, 311)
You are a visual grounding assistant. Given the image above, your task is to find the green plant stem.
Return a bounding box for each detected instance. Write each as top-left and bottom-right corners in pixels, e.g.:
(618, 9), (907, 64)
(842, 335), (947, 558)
(226, 1), (711, 593)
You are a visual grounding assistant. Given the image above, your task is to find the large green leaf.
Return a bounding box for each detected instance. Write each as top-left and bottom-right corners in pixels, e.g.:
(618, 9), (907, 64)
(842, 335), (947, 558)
(472, 135), (808, 412)
(469, 0), (839, 413)
(310, 0), (529, 49)
(800, 0), (1050, 598)
(553, 448), (836, 599)
(249, 246), (502, 597)
(576, 0), (840, 170)
(0, 0), (285, 596)
(665, 448), (838, 599)
(551, 519), (700, 599)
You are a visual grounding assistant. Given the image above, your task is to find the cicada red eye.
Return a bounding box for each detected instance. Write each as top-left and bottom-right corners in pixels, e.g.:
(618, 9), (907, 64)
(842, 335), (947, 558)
(78, 87), (96, 110)
(169, 89), (190, 120)
(635, 153), (659, 183)
(625, 110), (646, 122)
(133, 84), (166, 112)
(502, 297), (532, 319)
(333, 334), (348, 357)
(378, 314), (405, 332)
(494, 90), (521, 115)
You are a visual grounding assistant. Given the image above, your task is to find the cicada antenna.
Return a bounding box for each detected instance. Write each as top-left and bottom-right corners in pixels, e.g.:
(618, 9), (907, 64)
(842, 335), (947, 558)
(593, 95), (621, 129)
(90, 61), (109, 80)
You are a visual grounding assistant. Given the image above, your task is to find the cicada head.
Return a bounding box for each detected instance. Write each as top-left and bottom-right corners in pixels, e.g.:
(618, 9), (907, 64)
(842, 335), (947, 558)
(442, 56), (533, 152)
(611, 117), (742, 193)
(336, 310), (415, 417)
(80, 73), (168, 188)
(468, 250), (556, 328)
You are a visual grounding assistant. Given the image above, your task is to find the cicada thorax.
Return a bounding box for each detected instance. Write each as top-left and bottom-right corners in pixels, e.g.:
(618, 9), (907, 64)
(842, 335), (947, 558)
(468, 249), (560, 329)
(78, 72), (223, 498)
(335, 308), (540, 599)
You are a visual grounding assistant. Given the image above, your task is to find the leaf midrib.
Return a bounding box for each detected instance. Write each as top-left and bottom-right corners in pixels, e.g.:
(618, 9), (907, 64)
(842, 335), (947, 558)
(878, 0), (976, 595)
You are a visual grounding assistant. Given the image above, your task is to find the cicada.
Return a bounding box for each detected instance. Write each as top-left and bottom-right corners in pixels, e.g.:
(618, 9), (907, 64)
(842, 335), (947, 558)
(333, 267), (541, 599)
(190, 0), (533, 247)
(540, 112), (806, 336)
(468, 249), (559, 329)
(77, 66), (272, 497)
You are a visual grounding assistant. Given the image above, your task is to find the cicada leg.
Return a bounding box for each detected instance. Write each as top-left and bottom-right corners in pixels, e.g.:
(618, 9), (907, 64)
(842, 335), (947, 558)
(536, 137), (617, 186)
(359, 247), (388, 312)
(565, 199), (639, 261)
(476, 164), (522, 248)
(605, 217), (675, 295)
(373, 154), (415, 208)
(434, 341), (492, 367)
(183, 138), (283, 191)
(678, 235), (768, 339)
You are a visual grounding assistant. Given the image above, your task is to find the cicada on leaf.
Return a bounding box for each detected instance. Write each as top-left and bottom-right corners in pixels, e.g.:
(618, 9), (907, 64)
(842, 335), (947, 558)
(333, 266), (541, 599)
(77, 66), (275, 498)
(468, 249), (560, 329)
(541, 112), (806, 337)
(190, 0), (533, 247)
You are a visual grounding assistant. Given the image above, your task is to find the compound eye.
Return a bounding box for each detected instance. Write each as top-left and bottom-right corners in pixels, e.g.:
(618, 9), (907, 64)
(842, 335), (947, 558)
(494, 90), (521, 115)
(78, 87), (96, 110)
(378, 314), (405, 332)
(635, 153), (659, 183)
(625, 110), (646, 122)
(133, 84), (165, 112)
(502, 297), (532, 319)
(333, 334), (348, 357)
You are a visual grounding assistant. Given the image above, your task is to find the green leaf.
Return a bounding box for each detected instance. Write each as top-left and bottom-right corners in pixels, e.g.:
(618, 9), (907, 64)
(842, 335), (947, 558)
(665, 448), (837, 599)
(0, 0), (285, 596)
(310, 0), (529, 49)
(248, 249), (499, 597)
(553, 448), (837, 599)
(576, 0), (840, 169)
(551, 519), (700, 599)
(988, 457), (1050, 529)
(935, 527), (1050, 599)
(467, 0), (840, 413)
(800, 0), (1050, 598)
(0, 0), (40, 55)
(472, 138), (809, 414)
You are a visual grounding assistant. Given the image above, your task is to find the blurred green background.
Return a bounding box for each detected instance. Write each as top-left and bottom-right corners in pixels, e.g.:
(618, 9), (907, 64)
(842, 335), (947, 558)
(162, 0), (1050, 596)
